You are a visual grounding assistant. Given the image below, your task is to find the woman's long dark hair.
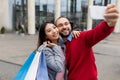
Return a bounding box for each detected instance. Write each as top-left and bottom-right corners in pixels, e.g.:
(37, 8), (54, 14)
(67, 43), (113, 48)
(37, 22), (53, 49)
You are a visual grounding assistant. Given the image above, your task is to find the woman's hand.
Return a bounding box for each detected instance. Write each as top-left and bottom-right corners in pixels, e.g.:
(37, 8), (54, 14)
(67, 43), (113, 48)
(72, 30), (80, 39)
(43, 41), (56, 47)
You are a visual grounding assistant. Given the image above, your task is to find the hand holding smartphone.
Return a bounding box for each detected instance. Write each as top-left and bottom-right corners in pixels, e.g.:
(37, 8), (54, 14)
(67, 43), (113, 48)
(89, 6), (107, 20)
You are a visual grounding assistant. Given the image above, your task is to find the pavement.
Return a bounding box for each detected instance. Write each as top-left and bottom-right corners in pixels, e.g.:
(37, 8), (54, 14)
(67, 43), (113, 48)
(0, 32), (120, 80)
(0, 33), (38, 65)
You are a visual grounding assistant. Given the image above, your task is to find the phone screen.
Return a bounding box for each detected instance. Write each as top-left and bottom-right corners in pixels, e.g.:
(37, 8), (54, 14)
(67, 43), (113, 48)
(89, 6), (106, 20)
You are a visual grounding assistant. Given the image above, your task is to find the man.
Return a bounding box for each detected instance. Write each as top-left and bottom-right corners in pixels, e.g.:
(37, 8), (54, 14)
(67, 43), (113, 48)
(55, 4), (119, 80)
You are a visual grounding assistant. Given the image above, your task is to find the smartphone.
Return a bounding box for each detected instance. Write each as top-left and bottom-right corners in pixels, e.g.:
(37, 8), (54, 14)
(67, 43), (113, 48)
(89, 6), (106, 20)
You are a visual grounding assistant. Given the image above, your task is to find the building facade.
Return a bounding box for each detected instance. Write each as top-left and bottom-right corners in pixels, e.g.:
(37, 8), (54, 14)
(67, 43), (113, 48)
(0, 0), (120, 34)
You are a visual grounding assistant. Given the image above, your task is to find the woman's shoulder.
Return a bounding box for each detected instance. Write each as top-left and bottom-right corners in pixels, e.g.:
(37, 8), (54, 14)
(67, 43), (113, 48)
(43, 46), (56, 53)
(44, 45), (61, 50)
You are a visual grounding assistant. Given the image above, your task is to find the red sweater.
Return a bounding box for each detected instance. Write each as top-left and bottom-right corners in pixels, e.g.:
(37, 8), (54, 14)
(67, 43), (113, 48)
(66, 21), (114, 80)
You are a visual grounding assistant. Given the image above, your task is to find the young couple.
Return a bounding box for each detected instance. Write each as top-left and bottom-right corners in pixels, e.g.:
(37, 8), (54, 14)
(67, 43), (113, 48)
(36, 4), (119, 80)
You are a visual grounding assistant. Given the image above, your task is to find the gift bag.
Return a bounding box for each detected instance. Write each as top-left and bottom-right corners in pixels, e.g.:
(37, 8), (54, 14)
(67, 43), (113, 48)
(13, 44), (49, 80)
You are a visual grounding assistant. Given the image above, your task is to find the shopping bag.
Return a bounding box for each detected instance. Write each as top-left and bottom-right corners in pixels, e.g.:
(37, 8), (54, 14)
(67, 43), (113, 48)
(24, 44), (47, 80)
(13, 52), (36, 80)
(36, 50), (49, 80)
(13, 44), (49, 80)
(24, 51), (42, 80)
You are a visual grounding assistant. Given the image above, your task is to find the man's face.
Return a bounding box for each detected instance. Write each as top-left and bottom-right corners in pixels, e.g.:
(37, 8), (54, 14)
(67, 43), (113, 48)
(56, 17), (72, 38)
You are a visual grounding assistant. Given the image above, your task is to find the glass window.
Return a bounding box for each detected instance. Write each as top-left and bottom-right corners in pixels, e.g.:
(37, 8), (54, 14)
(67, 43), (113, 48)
(13, 0), (27, 32)
(61, 0), (88, 31)
(37, 0), (55, 25)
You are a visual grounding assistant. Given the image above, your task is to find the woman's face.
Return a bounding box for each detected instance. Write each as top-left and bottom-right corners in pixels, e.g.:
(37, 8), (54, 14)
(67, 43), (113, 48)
(45, 23), (59, 42)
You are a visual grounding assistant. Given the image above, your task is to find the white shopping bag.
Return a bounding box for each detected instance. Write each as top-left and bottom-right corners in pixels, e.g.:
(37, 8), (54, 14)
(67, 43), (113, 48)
(24, 51), (41, 80)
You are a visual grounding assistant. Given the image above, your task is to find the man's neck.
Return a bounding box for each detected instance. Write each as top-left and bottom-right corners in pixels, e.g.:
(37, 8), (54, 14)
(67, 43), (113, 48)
(62, 37), (67, 42)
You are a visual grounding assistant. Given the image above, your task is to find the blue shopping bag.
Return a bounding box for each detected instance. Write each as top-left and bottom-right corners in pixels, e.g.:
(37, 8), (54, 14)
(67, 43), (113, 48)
(36, 50), (49, 80)
(13, 52), (36, 80)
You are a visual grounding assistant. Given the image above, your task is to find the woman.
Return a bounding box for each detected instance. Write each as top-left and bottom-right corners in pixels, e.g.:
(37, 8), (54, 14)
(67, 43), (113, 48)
(37, 22), (66, 80)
